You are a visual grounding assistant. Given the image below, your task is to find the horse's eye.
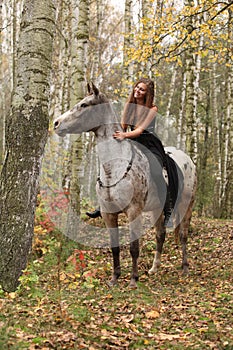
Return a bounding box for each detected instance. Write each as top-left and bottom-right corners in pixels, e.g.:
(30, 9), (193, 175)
(81, 103), (88, 108)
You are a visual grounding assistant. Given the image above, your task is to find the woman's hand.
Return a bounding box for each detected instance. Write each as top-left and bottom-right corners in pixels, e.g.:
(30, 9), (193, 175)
(113, 130), (125, 141)
(113, 126), (144, 140)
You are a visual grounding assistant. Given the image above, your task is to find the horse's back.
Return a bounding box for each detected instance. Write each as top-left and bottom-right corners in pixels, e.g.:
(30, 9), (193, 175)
(165, 147), (196, 186)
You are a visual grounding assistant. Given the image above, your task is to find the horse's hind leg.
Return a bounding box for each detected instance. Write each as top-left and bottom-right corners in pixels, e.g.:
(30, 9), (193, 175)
(180, 224), (189, 275)
(178, 167), (197, 275)
(179, 205), (193, 276)
(149, 214), (166, 274)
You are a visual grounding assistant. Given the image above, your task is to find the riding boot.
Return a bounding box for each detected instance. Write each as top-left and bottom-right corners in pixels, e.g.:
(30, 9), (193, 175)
(86, 208), (102, 218)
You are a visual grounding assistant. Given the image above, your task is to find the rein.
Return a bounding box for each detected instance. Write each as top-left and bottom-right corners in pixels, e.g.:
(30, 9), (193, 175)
(97, 145), (135, 189)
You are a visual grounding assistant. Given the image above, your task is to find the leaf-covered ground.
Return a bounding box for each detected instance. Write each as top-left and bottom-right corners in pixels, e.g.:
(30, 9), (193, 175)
(0, 216), (232, 349)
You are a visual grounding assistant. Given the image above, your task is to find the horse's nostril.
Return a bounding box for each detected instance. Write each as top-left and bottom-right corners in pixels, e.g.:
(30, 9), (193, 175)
(54, 120), (59, 129)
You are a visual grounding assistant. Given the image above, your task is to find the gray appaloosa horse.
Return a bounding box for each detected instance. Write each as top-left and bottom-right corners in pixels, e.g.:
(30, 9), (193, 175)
(54, 83), (197, 288)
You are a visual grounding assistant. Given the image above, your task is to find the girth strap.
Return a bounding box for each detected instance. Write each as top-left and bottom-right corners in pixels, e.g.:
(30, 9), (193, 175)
(97, 146), (135, 189)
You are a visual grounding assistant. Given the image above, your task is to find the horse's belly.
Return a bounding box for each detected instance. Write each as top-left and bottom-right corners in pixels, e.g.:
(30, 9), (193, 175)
(96, 178), (142, 214)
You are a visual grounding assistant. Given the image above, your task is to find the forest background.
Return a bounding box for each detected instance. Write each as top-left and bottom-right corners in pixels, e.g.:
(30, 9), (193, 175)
(0, 0), (232, 288)
(1, 0), (232, 220)
(0, 0), (232, 349)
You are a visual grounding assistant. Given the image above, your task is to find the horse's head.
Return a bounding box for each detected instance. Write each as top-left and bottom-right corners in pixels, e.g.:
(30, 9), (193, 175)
(54, 83), (109, 137)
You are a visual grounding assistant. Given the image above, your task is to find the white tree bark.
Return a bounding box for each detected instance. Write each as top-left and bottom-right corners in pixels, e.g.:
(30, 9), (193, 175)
(177, 69), (186, 151)
(0, 0), (56, 292)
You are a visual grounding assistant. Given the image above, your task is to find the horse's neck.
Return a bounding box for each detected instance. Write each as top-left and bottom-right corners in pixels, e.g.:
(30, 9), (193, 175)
(94, 103), (121, 140)
(95, 130), (132, 183)
(94, 102), (132, 177)
(96, 127), (131, 164)
(94, 102), (124, 153)
(95, 122), (121, 141)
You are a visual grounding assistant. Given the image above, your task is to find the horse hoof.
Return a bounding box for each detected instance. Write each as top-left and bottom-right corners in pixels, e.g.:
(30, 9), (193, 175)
(107, 279), (117, 287)
(181, 265), (189, 276)
(182, 270), (189, 277)
(148, 267), (158, 274)
(129, 280), (137, 289)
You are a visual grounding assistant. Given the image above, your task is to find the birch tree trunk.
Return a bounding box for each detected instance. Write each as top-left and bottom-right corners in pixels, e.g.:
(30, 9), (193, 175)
(0, 0), (3, 164)
(68, 0), (89, 216)
(123, 0), (133, 86)
(197, 83), (210, 216)
(184, 53), (195, 158)
(73, 0), (89, 102)
(89, 0), (101, 83)
(139, 0), (154, 77)
(192, 29), (204, 163)
(164, 65), (177, 144)
(177, 68), (186, 151)
(221, 6), (233, 217)
(12, 0), (17, 91)
(184, 0), (196, 160)
(42, 0), (72, 206)
(212, 63), (222, 217)
(0, 0), (55, 292)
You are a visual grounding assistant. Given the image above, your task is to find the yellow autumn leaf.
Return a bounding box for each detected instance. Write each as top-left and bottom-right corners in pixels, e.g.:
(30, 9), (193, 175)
(145, 309), (160, 319)
(8, 292), (17, 299)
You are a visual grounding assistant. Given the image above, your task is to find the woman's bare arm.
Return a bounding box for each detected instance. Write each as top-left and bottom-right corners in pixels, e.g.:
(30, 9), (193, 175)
(114, 106), (157, 141)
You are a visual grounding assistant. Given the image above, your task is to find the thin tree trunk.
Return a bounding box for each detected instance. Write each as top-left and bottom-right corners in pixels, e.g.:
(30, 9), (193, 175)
(90, 0), (102, 83)
(192, 30), (204, 163)
(184, 0), (196, 160)
(12, 0), (17, 91)
(123, 0), (133, 86)
(73, 0), (89, 102)
(221, 6), (233, 217)
(197, 84), (210, 216)
(184, 46), (195, 159)
(69, 0), (89, 215)
(212, 63), (222, 217)
(0, 0), (3, 164)
(177, 68), (186, 151)
(0, 0), (55, 292)
(164, 65), (177, 144)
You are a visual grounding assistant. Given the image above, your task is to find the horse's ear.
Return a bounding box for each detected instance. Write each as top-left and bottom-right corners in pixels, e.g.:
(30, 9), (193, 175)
(91, 82), (99, 96)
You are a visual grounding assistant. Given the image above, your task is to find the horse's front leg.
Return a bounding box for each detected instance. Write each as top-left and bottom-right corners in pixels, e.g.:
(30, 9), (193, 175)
(128, 213), (142, 289)
(129, 239), (139, 288)
(110, 244), (121, 286)
(102, 213), (121, 286)
(149, 214), (166, 274)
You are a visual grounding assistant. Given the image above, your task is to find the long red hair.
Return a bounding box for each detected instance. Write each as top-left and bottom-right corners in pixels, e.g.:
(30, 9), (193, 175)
(122, 78), (156, 127)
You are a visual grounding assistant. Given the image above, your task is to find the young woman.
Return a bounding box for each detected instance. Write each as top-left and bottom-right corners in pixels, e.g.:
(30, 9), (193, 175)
(113, 78), (166, 168)
(86, 78), (174, 224)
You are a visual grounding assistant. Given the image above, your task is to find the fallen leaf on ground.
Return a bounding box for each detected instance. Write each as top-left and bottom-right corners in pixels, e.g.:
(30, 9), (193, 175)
(121, 314), (134, 323)
(156, 332), (181, 340)
(145, 309), (160, 319)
